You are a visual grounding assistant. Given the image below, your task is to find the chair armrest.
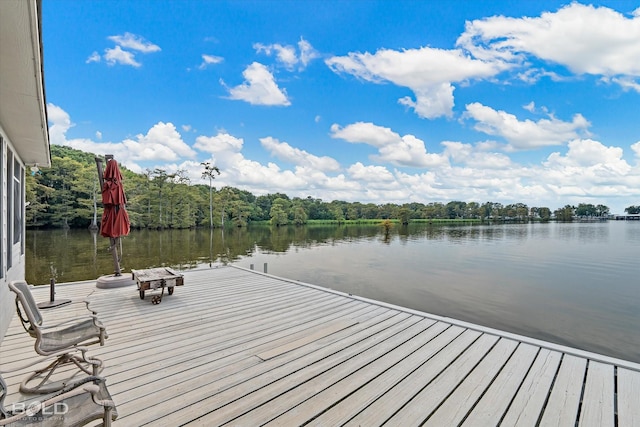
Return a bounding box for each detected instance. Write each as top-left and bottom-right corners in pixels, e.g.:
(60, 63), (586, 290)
(64, 299), (99, 316)
(0, 347), (91, 373)
(39, 314), (102, 331)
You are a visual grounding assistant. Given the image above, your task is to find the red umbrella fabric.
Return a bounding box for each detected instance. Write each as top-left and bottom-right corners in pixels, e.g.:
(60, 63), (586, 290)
(100, 160), (130, 238)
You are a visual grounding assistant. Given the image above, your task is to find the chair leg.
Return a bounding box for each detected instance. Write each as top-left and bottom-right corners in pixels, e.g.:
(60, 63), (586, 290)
(20, 352), (103, 394)
(104, 406), (113, 427)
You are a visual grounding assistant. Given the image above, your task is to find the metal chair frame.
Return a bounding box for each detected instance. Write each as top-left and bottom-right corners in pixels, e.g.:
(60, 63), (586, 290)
(8, 281), (107, 394)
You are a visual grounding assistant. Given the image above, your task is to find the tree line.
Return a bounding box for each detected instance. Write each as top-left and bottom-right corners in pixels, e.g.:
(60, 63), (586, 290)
(25, 146), (628, 229)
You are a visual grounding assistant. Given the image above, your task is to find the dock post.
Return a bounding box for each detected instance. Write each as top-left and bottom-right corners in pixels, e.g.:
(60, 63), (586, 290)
(264, 263), (268, 273)
(250, 264), (254, 270)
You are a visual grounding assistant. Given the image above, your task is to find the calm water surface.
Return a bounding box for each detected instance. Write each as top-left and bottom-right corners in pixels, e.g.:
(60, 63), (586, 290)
(26, 221), (640, 363)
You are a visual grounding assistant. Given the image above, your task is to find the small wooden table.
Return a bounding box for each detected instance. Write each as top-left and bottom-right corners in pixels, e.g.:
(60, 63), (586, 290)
(131, 267), (184, 304)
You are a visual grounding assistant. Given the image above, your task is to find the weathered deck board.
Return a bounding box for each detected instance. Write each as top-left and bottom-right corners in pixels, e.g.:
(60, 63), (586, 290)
(578, 361), (614, 427)
(538, 354), (586, 426)
(618, 367), (640, 426)
(499, 348), (562, 426)
(1, 265), (639, 426)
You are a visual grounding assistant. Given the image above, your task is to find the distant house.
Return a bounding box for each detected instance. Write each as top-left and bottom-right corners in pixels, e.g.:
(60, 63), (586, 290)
(0, 0), (51, 341)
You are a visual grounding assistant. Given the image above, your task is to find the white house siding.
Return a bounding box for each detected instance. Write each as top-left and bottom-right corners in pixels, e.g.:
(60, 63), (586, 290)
(0, 0), (50, 343)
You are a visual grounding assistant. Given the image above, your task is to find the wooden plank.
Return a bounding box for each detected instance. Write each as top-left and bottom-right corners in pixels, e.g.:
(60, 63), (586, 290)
(257, 321), (450, 426)
(345, 329), (490, 426)
(190, 317), (435, 426)
(500, 348), (562, 427)
(114, 309), (397, 424)
(578, 361), (614, 427)
(461, 343), (539, 426)
(538, 354), (586, 426)
(107, 303), (372, 401)
(256, 318), (359, 360)
(265, 322), (459, 426)
(411, 337), (518, 426)
(118, 313), (418, 426)
(617, 368), (640, 426)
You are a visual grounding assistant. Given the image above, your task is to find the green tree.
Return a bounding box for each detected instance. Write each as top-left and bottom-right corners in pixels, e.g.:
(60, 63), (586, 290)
(554, 205), (575, 221)
(270, 198), (290, 226)
(625, 205), (640, 214)
(397, 207), (411, 225)
(201, 161), (220, 229)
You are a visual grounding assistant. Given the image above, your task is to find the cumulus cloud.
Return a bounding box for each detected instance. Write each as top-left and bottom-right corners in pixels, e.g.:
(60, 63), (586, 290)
(347, 162), (395, 183)
(260, 137), (340, 171)
(194, 133), (244, 153)
(88, 32), (160, 67)
(104, 45), (141, 67)
(463, 102), (590, 150)
(254, 37), (319, 71)
(46, 104), (640, 213)
(326, 46), (509, 119)
(442, 141), (512, 169)
(545, 139), (630, 173)
(108, 33), (161, 53)
(198, 54), (224, 70)
(46, 104), (195, 172)
(330, 122), (448, 168)
(224, 62), (291, 106)
(86, 51), (101, 64)
(124, 122), (197, 160)
(457, 3), (640, 90)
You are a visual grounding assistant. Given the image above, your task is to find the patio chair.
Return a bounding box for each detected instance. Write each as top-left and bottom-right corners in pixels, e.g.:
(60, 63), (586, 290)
(0, 373), (117, 426)
(8, 281), (107, 394)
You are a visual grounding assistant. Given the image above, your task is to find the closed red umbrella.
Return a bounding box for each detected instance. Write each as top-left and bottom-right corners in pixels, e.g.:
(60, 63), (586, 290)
(99, 159), (130, 275)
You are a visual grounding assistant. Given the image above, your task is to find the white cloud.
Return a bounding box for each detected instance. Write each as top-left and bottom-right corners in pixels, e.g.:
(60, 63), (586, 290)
(108, 32), (161, 53)
(254, 37), (319, 71)
(457, 3), (640, 90)
(255, 43), (297, 69)
(47, 104), (195, 171)
(631, 141), (640, 158)
(330, 122), (448, 168)
(326, 46), (509, 119)
(298, 38), (319, 68)
(86, 51), (101, 64)
(442, 141), (512, 169)
(347, 162), (395, 183)
(104, 46), (141, 67)
(89, 32), (160, 67)
(46, 104), (640, 214)
(125, 122), (196, 160)
(260, 137), (340, 171)
(464, 102), (590, 150)
(544, 139), (630, 173)
(47, 104), (74, 145)
(194, 133), (244, 153)
(198, 54), (224, 70)
(224, 62), (291, 106)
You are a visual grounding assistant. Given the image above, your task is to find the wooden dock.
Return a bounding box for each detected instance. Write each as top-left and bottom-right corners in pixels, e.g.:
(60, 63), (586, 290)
(1, 266), (639, 426)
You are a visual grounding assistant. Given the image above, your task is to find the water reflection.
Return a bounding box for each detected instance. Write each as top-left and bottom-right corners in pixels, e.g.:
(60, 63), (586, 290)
(26, 221), (640, 363)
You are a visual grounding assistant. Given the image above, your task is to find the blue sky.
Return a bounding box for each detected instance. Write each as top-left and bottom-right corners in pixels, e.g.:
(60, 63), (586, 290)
(42, 1), (640, 213)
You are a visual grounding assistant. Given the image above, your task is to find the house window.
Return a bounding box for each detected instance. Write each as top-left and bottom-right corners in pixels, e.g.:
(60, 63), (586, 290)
(5, 148), (25, 270)
(14, 157), (24, 252)
(6, 150), (12, 269)
(0, 136), (3, 278)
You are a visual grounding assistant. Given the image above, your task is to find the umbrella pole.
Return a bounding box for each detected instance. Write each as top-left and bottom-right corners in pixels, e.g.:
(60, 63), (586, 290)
(111, 236), (122, 276)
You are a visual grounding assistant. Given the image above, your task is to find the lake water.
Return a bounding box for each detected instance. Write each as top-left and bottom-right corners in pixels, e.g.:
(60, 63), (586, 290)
(26, 221), (640, 363)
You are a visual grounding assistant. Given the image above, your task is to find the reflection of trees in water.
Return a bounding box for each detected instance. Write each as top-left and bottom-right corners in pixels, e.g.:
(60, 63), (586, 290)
(27, 222), (567, 284)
